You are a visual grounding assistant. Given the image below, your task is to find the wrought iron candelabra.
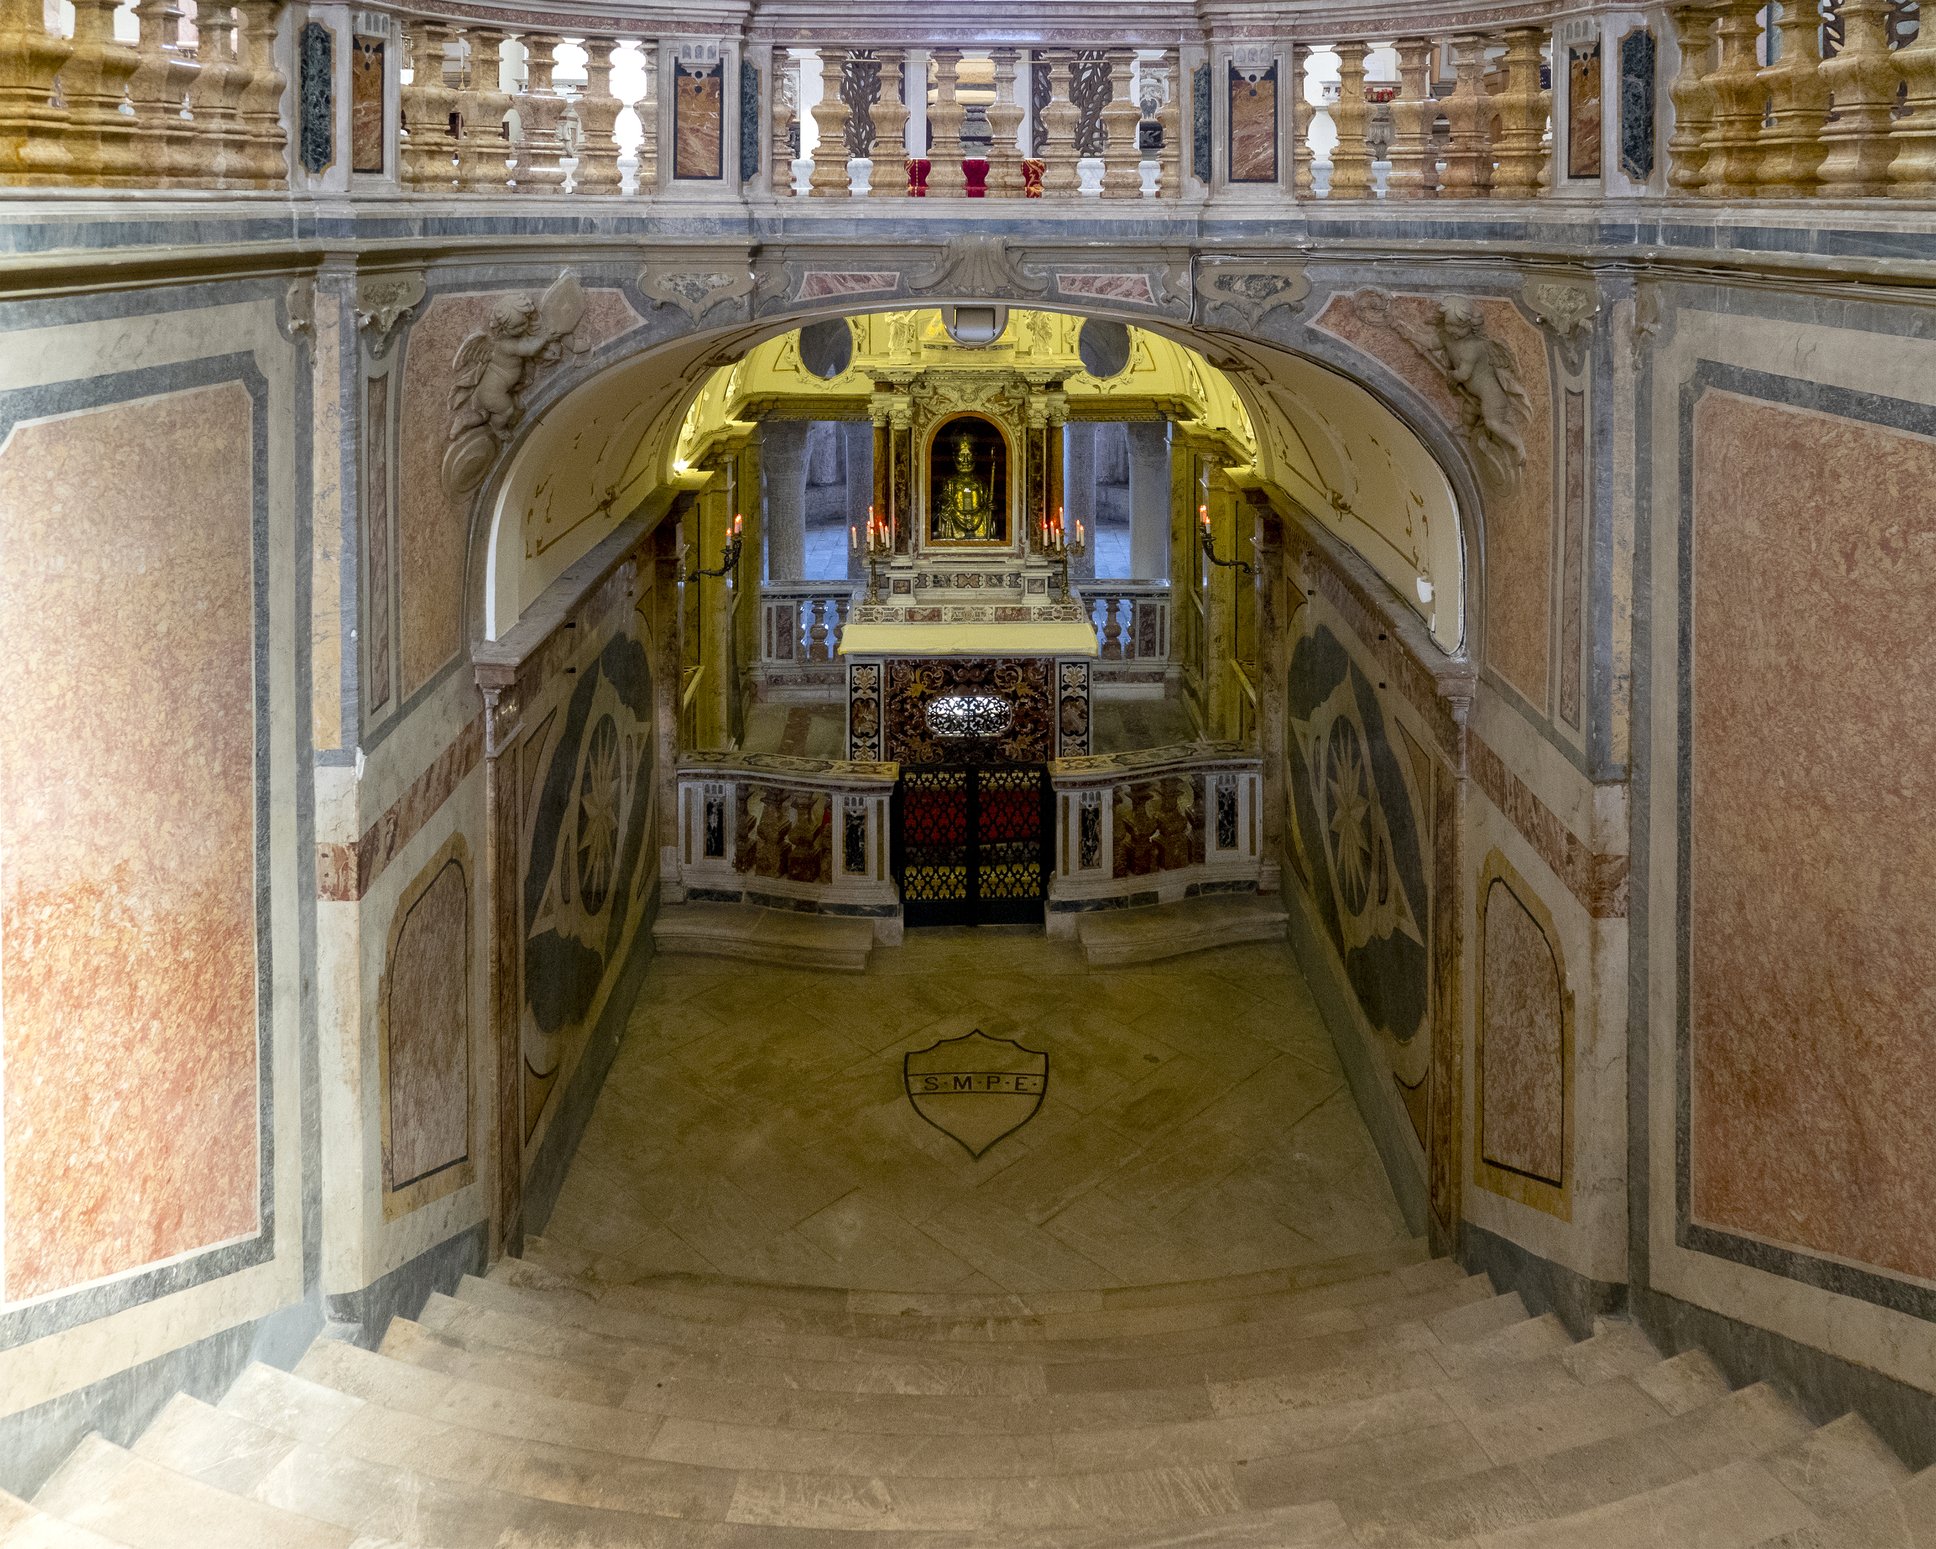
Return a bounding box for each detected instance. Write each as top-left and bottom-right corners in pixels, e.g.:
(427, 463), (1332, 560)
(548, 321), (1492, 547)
(1198, 504), (1253, 575)
(681, 512), (744, 582)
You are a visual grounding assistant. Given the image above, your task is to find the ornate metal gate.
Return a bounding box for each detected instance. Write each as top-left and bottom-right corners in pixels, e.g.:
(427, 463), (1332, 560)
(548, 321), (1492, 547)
(894, 765), (1053, 928)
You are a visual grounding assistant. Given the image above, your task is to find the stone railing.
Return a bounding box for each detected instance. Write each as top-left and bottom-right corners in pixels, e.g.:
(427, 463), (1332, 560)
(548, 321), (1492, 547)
(1080, 582), (1172, 684)
(670, 751), (900, 928)
(1045, 741), (1262, 927)
(757, 584), (856, 695)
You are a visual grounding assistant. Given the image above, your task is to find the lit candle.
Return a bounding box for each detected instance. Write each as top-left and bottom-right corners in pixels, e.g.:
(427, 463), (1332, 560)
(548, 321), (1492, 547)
(1077, 520), (1085, 547)
(1200, 504), (1210, 530)
(733, 513), (743, 536)
(850, 524), (858, 551)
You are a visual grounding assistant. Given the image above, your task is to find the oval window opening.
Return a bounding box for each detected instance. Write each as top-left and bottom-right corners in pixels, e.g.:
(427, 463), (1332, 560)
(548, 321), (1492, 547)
(926, 693), (1014, 739)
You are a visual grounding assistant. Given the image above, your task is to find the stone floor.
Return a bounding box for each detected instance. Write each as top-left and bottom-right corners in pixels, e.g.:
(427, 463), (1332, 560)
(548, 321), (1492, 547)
(544, 932), (1412, 1294)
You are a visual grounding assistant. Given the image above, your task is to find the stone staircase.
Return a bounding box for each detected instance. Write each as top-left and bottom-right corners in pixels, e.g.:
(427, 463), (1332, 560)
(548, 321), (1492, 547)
(6, 1238), (1931, 1547)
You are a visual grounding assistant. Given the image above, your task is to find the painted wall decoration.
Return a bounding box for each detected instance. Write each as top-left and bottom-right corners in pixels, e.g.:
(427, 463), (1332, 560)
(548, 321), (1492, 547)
(1058, 660), (1092, 756)
(381, 838), (473, 1215)
(364, 371), (393, 715)
(1228, 60), (1279, 183)
(1476, 855), (1569, 1214)
(735, 785), (833, 884)
(0, 381), (261, 1303)
(299, 22), (334, 175)
(1684, 378), (1936, 1289)
(1559, 389), (1587, 729)
(1315, 291), (1554, 710)
(352, 37), (386, 175)
(882, 657), (1056, 766)
(847, 661), (882, 760)
(522, 628), (655, 1142)
(674, 55), (725, 180)
(1567, 44), (1604, 180)
(1285, 622), (1429, 1048)
(1112, 773), (1205, 879)
(1619, 29), (1656, 182)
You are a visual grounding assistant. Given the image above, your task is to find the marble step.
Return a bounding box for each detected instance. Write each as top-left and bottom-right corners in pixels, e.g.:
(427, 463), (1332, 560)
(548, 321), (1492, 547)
(521, 1233), (1437, 1320)
(453, 1267), (1506, 1365)
(32, 1434), (355, 1549)
(1755, 1415), (1930, 1549)
(0, 1488), (143, 1549)
(1076, 893), (1288, 967)
(1763, 1456), (1936, 1549)
(651, 900), (876, 972)
(503, 1247), (1475, 1343)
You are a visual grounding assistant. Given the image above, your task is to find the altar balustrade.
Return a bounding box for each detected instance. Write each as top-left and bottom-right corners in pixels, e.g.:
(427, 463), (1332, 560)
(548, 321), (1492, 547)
(756, 584), (857, 694)
(671, 752), (900, 931)
(1044, 741), (1263, 929)
(1081, 583), (1172, 684)
(8, 3), (1932, 203)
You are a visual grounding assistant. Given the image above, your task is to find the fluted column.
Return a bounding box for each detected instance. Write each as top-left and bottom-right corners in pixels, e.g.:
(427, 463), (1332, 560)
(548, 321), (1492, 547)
(187, 3), (248, 188)
(1757, 0), (1829, 197)
(1041, 49), (1081, 197)
(1329, 40), (1373, 198)
(1892, 11), (1936, 196)
(0, 0), (71, 184)
(1101, 47), (1142, 196)
(1493, 27), (1550, 196)
(457, 27), (511, 191)
(514, 34), (567, 193)
(987, 47), (1025, 197)
(573, 38), (622, 194)
(1441, 34), (1493, 195)
(233, 0), (286, 186)
(1818, 0), (1901, 197)
(870, 49), (907, 197)
(1668, 4), (1719, 193)
(1386, 37), (1438, 198)
(808, 47), (849, 195)
(1703, 0), (1767, 196)
(927, 46), (966, 195)
(129, 0), (197, 184)
(63, 0), (142, 185)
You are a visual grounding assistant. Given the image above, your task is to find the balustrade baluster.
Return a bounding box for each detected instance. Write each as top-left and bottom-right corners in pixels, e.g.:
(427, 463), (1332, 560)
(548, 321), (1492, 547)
(1291, 44), (1314, 198)
(458, 27), (512, 190)
(634, 44), (657, 189)
(513, 34), (567, 193)
(1330, 40), (1373, 197)
(1440, 34), (1493, 195)
(233, 0), (286, 186)
(1758, 0), (1830, 197)
(833, 596), (850, 652)
(987, 47), (1024, 197)
(772, 50), (798, 195)
(0, 0), (71, 184)
(573, 37), (623, 194)
(64, 0), (142, 185)
(1892, 4), (1936, 195)
(1819, 0), (1902, 196)
(187, 3), (249, 188)
(1101, 47), (1141, 196)
(927, 47), (967, 195)
(809, 47), (849, 195)
(1493, 27), (1550, 197)
(1386, 37), (1438, 198)
(1041, 49), (1081, 196)
(873, 48), (909, 197)
(1668, 4), (1720, 194)
(808, 599), (830, 661)
(129, 0), (196, 185)
(1156, 50), (1180, 196)
(1703, 0), (1767, 196)
(1103, 599), (1124, 660)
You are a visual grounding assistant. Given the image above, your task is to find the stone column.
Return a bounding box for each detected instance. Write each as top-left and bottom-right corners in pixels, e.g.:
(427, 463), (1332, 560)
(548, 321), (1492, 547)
(697, 471), (733, 750)
(1201, 463), (1239, 739)
(841, 418), (875, 537)
(1063, 421), (1098, 580)
(761, 420), (808, 581)
(1126, 420), (1172, 580)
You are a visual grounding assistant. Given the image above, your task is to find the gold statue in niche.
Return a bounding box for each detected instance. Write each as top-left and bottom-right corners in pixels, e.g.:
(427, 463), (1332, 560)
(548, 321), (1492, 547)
(928, 416), (1008, 543)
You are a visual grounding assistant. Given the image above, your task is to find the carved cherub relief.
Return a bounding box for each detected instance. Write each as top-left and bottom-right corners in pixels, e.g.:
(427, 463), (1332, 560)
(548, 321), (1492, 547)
(1357, 291), (1531, 488)
(442, 271), (587, 496)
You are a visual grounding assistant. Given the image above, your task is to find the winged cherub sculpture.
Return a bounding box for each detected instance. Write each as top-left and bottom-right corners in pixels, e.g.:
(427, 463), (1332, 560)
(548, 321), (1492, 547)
(441, 272), (587, 496)
(1357, 291), (1530, 488)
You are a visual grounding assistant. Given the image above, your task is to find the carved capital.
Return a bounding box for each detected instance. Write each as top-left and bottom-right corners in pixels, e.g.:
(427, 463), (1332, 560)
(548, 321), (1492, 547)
(638, 263), (756, 321)
(1520, 276), (1601, 372)
(1195, 260), (1312, 327)
(355, 271), (426, 354)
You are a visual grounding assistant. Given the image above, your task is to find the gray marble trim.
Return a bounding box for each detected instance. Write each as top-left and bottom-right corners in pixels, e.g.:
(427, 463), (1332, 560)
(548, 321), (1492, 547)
(1587, 291), (1624, 782)
(293, 315), (324, 1300)
(1283, 879), (1430, 1239)
(328, 270), (364, 759)
(1460, 1220), (1626, 1341)
(1673, 359), (1936, 1325)
(522, 895), (660, 1239)
(322, 1220), (487, 1347)
(0, 354), (279, 1352)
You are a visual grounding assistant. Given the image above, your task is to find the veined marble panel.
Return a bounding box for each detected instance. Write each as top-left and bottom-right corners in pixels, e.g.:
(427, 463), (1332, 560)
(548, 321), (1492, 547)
(0, 383), (259, 1302)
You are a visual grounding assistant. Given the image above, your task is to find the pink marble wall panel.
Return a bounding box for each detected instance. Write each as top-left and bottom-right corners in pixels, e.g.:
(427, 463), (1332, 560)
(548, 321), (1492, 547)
(1314, 292), (1554, 712)
(1689, 390), (1936, 1283)
(673, 61), (723, 179)
(396, 288), (642, 698)
(0, 385), (259, 1301)
(351, 38), (385, 174)
(384, 852), (472, 1192)
(1480, 877), (1565, 1184)
(1228, 64), (1280, 182)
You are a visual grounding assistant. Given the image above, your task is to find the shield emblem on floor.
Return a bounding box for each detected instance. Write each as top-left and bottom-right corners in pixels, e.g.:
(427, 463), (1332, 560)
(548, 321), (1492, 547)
(904, 1030), (1049, 1159)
